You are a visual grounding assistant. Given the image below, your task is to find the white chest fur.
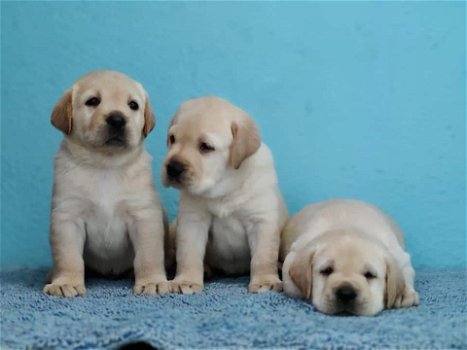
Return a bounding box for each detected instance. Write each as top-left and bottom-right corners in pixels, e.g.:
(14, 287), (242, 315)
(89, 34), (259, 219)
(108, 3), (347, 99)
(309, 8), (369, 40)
(56, 162), (135, 275)
(83, 171), (133, 274)
(205, 213), (251, 275)
(198, 144), (284, 275)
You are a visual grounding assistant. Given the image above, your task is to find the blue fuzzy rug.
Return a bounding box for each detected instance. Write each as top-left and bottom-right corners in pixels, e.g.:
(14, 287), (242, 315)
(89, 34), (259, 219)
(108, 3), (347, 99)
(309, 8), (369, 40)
(0, 269), (466, 349)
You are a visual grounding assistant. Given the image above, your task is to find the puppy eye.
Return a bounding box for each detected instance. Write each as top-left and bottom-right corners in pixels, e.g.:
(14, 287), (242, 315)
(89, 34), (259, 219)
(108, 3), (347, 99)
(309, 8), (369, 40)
(169, 135), (176, 144)
(85, 97), (100, 107)
(364, 271), (377, 279)
(199, 142), (215, 154)
(320, 267), (333, 276)
(128, 100), (139, 111)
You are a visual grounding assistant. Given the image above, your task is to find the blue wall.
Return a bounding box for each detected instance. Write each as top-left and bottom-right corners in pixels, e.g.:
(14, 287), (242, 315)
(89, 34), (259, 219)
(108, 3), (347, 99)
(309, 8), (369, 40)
(1, 2), (465, 268)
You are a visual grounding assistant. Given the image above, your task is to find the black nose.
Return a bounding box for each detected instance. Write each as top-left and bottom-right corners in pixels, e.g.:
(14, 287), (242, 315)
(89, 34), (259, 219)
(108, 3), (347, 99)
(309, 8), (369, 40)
(106, 112), (127, 128)
(336, 285), (357, 303)
(167, 160), (186, 179)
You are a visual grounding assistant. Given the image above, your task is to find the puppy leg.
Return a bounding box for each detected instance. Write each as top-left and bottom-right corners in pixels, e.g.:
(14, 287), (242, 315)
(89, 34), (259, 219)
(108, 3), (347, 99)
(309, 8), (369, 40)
(248, 222), (282, 293)
(395, 251), (420, 308)
(170, 205), (210, 294)
(43, 221), (86, 297)
(130, 209), (169, 295)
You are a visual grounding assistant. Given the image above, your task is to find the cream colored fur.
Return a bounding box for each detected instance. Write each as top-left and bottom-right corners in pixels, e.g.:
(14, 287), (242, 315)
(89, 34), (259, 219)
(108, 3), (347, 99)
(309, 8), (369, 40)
(281, 199), (419, 316)
(43, 70), (168, 297)
(162, 97), (288, 294)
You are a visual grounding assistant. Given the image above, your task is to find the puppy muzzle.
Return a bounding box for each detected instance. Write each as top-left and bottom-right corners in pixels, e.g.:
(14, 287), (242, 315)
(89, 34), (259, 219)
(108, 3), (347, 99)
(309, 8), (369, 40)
(333, 284), (360, 314)
(166, 160), (187, 184)
(105, 111), (127, 146)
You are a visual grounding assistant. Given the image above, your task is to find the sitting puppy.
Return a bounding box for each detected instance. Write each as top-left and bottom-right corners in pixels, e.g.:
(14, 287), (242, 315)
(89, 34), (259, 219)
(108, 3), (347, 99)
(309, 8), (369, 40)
(281, 199), (419, 316)
(162, 97), (287, 294)
(43, 70), (169, 297)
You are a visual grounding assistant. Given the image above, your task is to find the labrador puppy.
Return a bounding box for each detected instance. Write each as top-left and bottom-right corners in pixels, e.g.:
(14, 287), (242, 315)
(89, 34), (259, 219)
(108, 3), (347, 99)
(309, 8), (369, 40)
(43, 70), (169, 297)
(281, 199), (419, 316)
(162, 97), (287, 294)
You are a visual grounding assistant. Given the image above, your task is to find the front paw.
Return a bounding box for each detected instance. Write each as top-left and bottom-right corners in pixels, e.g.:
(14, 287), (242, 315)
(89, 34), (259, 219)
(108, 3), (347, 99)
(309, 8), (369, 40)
(134, 279), (170, 295)
(43, 282), (86, 297)
(249, 275), (283, 293)
(170, 279), (203, 294)
(394, 288), (420, 308)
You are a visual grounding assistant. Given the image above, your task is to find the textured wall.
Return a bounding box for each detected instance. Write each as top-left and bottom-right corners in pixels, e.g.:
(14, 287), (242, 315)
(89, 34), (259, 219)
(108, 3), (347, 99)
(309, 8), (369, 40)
(1, 2), (465, 268)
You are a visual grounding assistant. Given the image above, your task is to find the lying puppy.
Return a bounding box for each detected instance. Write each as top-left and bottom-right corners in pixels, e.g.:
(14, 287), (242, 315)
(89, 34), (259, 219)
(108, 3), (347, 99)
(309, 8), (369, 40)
(44, 70), (169, 297)
(281, 199), (419, 316)
(162, 97), (287, 294)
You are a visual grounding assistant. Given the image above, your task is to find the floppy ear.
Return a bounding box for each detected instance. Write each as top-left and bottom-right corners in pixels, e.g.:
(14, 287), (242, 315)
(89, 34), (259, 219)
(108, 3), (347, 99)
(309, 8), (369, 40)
(229, 117), (261, 169)
(289, 248), (315, 300)
(143, 96), (155, 137)
(385, 254), (406, 308)
(51, 89), (73, 134)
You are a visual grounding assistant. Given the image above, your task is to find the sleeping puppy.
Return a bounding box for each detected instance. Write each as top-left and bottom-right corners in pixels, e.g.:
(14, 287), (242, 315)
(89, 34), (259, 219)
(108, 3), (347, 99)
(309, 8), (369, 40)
(43, 70), (169, 297)
(162, 97), (287, 294)
(281, 199), (419, 316)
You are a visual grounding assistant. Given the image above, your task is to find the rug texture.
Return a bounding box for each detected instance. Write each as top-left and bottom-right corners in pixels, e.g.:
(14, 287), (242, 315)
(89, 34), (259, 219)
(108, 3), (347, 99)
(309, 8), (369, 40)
(0, 268), (466, 349)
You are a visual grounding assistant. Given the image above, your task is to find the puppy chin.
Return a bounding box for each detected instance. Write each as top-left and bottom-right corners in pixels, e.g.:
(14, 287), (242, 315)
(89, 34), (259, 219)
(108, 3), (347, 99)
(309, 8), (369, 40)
(104, 137), (127, 148)
(315, 297), (382, 316)
(82, 130), (128, 150)
(96, 138), (131, 155)
(165, 179), (184, 189)
(161, 173), (190, 190)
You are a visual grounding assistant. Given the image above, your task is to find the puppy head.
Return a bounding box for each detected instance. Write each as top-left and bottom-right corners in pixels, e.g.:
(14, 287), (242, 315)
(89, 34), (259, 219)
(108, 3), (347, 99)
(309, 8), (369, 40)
(288, 231), (406, 316)
(161, 97), (260, 196)
(51, 70), (155, 152)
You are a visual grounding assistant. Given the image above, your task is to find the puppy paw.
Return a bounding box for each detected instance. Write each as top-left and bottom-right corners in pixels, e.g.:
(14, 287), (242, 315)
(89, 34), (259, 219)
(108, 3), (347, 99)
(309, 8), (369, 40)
(249, 275), (283, 293)
(134, 279), (170, 295)
(43, 283), (86, 297)
(395, 289), (420, 308)
(170, 280), (203, 294)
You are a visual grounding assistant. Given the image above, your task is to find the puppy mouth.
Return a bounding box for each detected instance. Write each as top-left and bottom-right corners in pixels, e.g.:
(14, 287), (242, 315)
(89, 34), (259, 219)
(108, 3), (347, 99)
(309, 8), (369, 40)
(332, 301), (365, 316)
(105, 136), (126, 147)
(166, 176), (186, 189)
(320, 298), (362, 316)
(104, 129), (127, 147)
(335, 310), (356, 316)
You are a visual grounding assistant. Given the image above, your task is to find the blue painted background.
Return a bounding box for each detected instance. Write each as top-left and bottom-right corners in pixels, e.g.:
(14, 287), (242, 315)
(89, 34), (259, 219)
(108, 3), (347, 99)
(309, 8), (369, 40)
(1, 2), (465, 268)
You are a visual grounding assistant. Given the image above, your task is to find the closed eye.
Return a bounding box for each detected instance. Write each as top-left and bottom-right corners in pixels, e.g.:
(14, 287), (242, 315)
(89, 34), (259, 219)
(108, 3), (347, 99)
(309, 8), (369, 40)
(199, 142), (215, 154)
(320, 267), (333, 277)
(364, 271), (377, 279)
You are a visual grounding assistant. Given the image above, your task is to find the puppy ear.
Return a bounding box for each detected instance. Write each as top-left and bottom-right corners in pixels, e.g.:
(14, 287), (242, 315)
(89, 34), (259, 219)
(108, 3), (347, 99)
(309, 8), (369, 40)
(51, 89), (73, 134)
(143, 96), (155, 137)
(385, 254), (405, 308)
(289, 248), (315, 300)
(229, 117), (261, 169)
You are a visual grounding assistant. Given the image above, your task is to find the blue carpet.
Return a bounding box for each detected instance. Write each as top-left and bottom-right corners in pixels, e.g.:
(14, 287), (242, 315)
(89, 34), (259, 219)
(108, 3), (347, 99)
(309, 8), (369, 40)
(0, 269), (466, 349)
